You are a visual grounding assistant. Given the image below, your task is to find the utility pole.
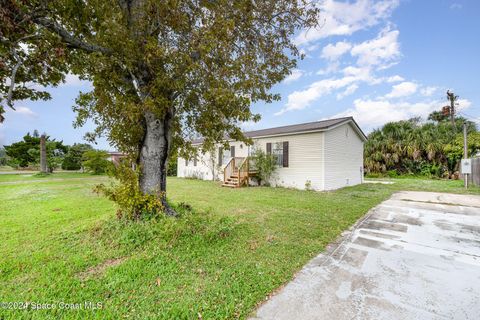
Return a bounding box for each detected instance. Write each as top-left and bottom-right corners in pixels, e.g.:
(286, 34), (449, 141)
(446, 90), (458, 130)
(463, 122), (468, 189)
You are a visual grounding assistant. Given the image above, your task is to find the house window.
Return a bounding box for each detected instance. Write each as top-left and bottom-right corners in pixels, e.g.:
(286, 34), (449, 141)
(222, 149), (231, 165)
(272, 142), (284, 166)
(222, 146), (234, 165)
(194, 157), (197, 166)
(266, 141), (289, 167)
(185, 158), (189, 166)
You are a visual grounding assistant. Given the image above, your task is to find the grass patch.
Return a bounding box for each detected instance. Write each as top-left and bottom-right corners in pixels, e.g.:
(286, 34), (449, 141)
(0, 172), (101, 183)
(0, 173), (479, 319)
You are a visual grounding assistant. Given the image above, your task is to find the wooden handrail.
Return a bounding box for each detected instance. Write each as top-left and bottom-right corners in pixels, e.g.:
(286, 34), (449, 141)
(237, 157), (249, 187)
(223, 157), (235, 184)
(223, 156), (256, 187)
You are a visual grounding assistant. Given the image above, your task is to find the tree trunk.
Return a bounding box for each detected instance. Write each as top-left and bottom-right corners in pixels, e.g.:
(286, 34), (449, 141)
(40, 135), (47, 173)
(139, 110), (176, 216)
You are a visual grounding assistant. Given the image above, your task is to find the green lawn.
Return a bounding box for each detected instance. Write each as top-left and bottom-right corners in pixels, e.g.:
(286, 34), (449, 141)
(1, 173), (479, 319)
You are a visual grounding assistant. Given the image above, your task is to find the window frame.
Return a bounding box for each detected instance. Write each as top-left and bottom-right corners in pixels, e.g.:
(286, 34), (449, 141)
(272, 142), (284, 167)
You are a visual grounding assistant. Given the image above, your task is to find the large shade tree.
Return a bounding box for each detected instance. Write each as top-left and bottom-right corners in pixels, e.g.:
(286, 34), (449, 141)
(1, 0), (318, 215)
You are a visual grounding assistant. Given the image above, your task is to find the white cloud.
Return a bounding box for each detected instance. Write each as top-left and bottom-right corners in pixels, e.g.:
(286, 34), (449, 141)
(386, 75), (404, 83)
(316, 61), (340, 75)
(420, 86), (437, 97)
(295, 0), (399, 46)
(278, 58), (380, 115)
(332, 97), (473, 131)
(350, 28), (401, 69)
(321, 41), (352, 60)
(277, 2), (448, 121)
(276, 76), (358, 115)
(456, 98), (472, 111)
(337, 84), (359, 100)
(15, 106), (37, 118)
(61, 74), (89, 87)
(385, 81), (417, 98)
(283, 69), (304, 84)
(450, 3), (462, 9)
(341, 66), (372, 80)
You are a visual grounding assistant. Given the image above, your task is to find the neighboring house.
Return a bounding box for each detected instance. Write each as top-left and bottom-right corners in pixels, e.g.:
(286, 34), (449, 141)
(107, 152), (127, 165)
(177, 117), (367, 191)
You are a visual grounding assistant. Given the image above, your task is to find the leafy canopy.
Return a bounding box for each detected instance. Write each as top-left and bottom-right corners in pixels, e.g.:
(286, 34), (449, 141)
(82, 149), (112, 174)
(1, 1), (319, 158)
(4, 132), (68, 170)
(4, 132), (41, 167)
(364, 114), (478, 177)
(62, 143), (93, 170)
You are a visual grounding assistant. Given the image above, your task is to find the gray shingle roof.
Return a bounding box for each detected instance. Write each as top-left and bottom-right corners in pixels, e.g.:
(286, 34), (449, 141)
(193, 116), (366, 144)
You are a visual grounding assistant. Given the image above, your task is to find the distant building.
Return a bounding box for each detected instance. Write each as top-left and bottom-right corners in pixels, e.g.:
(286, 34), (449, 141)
(107, 152), (127, 166)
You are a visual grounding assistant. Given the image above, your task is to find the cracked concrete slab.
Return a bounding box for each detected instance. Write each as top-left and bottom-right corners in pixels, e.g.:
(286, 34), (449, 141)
(251, 192), (480, 320)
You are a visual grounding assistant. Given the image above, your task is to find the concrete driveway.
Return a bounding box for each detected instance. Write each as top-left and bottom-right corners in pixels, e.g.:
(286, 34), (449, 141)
(252, 192), (480, 320)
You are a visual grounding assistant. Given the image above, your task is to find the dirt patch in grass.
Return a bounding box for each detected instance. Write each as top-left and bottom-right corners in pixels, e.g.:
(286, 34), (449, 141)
(78, 257), (127, 280)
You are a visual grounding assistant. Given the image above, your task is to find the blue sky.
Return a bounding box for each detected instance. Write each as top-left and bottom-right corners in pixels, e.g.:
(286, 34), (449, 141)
(2, 0), (480, 150)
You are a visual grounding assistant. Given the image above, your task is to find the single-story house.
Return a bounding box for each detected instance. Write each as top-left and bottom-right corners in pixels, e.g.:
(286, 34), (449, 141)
(177, 116), (367, 191)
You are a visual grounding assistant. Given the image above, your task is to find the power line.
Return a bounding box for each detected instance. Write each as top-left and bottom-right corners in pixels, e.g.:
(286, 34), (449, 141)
(459, 111), (480, 122)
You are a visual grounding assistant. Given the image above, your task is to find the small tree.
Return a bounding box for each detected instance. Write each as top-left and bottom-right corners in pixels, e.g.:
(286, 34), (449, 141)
(82, 150), (112, 174)
(252, 149), (277, 186)
(202, 146), (220, 181)
(4, 132), (41, 167)
(45, 141), (67, 172)
(62, 143), (93, 170)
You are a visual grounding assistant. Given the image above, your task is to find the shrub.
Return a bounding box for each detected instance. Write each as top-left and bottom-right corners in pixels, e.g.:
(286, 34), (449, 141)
(305, 180), (312, 190)
(365, 172), (382, 178)
(94, 163), (164, 220)
(6, 157), (20, 169)
(386, 170), (398, 178)
(251, 149), (277, 186)
(62, 143), (93, 170)
(82, 150), (112, 174)
(167, 157), (177, 176)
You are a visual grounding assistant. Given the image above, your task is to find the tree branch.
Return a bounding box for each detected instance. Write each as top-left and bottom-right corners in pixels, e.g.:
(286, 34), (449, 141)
(33, 17), (112, 55)
(6, 55), (21, 111)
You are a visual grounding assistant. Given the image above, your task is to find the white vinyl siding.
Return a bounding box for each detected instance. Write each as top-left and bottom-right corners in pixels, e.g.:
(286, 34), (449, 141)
(178, 149), (216, 180)
(177, 120), (365, 191)
(323, 123), (364, 190)
(254, 132), (325, 190)
(177, 141), (250, 181)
